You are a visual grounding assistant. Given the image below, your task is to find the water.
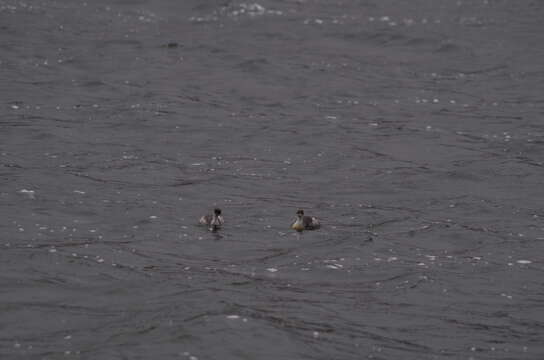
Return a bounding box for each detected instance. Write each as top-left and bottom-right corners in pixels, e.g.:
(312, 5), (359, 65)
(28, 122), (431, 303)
(1, 0), (544, 358)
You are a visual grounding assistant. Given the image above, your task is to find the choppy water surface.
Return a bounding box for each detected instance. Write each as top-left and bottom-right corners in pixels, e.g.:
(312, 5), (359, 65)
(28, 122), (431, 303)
(2, 0), (544, 358)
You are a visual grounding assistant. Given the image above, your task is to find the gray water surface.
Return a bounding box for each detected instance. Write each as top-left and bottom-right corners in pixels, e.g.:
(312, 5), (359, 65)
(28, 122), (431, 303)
(1, 0), (544, 359)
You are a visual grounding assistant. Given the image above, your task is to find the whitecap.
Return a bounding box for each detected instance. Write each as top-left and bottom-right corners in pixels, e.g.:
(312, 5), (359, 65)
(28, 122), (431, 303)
(19, 189), (35, 199)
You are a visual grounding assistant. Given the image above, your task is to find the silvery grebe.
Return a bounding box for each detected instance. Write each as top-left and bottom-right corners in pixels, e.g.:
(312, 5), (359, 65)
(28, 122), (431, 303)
(291, 209), (320, 231)
(199, 208), (224, 231)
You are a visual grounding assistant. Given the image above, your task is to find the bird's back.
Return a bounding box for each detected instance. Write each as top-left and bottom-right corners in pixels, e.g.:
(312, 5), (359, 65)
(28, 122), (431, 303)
(303, 216), (320, 230)
(199, 214), (213, 225)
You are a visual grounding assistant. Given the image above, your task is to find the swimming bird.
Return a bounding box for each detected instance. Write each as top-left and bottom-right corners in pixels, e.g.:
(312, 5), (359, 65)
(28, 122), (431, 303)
(291, 209), (320, 231)
(199, 208), (224, 231)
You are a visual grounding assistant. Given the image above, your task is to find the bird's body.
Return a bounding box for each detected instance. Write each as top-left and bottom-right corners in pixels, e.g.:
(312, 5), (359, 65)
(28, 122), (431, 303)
(199, 208), (224, 231)
(291, 209), (320, 231)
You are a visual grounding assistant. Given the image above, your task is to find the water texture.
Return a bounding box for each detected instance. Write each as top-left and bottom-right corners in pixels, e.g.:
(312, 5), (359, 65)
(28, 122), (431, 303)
(1, 0), (544, 359)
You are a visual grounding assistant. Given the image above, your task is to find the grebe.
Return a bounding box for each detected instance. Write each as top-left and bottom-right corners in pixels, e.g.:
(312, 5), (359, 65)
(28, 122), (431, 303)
(199, 208), (224, 231)
(291, 209), (320, 231)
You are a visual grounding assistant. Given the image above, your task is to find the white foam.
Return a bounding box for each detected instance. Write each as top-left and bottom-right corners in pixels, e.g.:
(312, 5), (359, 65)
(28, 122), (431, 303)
(19, 189), (35, 199)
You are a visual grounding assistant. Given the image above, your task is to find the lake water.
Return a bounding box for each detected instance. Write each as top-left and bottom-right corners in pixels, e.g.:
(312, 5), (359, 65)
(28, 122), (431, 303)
(1, 0), (544, 359)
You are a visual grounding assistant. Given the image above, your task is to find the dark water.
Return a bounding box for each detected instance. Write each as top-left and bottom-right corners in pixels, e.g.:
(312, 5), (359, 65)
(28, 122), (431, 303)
(2, 0), (544, 358)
